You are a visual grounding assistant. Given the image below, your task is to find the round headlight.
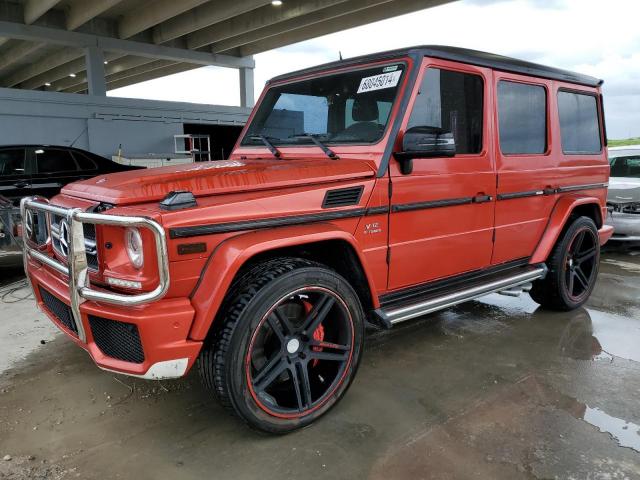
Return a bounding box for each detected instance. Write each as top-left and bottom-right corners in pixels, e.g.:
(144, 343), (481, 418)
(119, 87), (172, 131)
(125, 227), (144, 269)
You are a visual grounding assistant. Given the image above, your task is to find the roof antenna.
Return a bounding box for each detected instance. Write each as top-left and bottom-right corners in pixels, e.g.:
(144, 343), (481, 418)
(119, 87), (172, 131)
(339, 51), (343, 60)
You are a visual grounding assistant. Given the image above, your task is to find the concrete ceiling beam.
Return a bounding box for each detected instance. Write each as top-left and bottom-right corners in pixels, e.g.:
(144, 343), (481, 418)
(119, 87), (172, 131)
(0, 39), (44, 70)
(151, 0), (271, 44)
(0, 20), (254, 69)
(237, 0), (452, 56)
(107, 62), (199, 91)
(64, 60), (196, 93)
(23, 0), (62, 24)
(118, 0), (210, 39)
(187, 0), (348, 50)
(50, 55), (156, 91)
(106, 59), (178, 84)
(1, 47), (81, 87)
(63, 59), (174, 92)
(17, 51), (124, 89)
(210, 0), (390, 54)
(66, 0), (123, 31)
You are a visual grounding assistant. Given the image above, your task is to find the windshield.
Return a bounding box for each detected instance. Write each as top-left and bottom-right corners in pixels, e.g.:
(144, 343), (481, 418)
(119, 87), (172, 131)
(241, 63), (406, 147)
(610, 155), (640, 178)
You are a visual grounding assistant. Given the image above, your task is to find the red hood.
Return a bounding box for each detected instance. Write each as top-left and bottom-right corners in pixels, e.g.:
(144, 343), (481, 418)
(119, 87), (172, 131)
(62, 157), (376, 206)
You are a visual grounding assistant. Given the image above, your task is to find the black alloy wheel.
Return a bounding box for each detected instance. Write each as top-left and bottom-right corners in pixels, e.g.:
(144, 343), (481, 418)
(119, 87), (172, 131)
(563, 226), (598, 302)
(246, 287), (354, 417)
(529, 216), (601, 311)
(198, 258), (365, 434)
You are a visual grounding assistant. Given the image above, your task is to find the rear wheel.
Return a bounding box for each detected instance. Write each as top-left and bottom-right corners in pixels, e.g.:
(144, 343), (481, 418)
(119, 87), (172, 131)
(199, 258), (364, 434)
(530, 216), (600, 311)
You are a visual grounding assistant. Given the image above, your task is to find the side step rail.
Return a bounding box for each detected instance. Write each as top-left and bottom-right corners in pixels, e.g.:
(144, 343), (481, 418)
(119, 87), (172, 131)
(375, 266), (547, 327)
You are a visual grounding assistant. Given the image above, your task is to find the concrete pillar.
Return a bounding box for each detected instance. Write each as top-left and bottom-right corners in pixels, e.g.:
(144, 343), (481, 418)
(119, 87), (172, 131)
(84, 46), (106, 96)
(239, 63), (254, 108)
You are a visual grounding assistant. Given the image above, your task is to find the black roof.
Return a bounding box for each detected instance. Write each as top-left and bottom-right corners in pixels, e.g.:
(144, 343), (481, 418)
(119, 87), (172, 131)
(270, 45), (602, 88)
(1, 144), (87, 151)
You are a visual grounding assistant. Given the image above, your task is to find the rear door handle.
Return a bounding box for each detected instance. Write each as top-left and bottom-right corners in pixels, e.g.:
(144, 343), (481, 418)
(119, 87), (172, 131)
(543, 186), (557, 195)
(473, 193), (493, 204)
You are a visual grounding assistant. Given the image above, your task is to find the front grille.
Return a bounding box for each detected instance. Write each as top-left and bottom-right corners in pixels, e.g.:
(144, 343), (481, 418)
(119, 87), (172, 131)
(39, 286), (77, 334)
(51, 214), (99, 270)
(88, 316), (145, 364)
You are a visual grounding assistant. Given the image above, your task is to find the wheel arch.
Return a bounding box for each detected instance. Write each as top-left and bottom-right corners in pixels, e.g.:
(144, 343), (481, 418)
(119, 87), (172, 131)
(188, 224), (379, 341)
(531, 195), (604, 264)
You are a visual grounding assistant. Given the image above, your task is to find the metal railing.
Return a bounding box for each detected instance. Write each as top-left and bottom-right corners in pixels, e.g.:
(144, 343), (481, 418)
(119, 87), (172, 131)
(21, 196), (170, 343)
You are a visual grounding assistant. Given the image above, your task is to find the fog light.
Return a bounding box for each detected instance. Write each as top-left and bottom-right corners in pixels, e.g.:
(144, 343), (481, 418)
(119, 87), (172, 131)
(106, 276), (142, 290)
(125, 227), (144, 269)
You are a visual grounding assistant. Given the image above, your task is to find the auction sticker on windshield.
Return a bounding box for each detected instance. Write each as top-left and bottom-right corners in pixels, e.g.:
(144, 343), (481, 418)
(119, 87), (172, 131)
(357, 70), (402, 94)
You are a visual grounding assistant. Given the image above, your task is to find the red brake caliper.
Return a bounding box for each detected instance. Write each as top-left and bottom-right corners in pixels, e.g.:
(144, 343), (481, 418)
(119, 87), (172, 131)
(303, 300), (324, 367)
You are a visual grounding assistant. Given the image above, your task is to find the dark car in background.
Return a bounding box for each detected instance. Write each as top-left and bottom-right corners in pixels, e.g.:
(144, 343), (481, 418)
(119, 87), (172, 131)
(0, 145), (142, 205)
(1, 145), (143, 266)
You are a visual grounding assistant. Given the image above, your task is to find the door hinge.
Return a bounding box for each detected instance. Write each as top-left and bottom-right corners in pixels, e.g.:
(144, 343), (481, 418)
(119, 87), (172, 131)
(388, 180), (393, 199)
(386, 247), (391, 264)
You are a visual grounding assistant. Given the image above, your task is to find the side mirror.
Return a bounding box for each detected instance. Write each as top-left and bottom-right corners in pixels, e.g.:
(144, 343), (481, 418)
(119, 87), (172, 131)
(395, 126), (456, 174)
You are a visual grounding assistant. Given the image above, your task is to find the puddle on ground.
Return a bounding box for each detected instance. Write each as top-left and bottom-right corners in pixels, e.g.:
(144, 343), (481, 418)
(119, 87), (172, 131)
(547, 308), (640, 363)
(478, 292), (640, 364)
(587, 309), (640, 363)
(583, 406), (640, 453)
(517, 376), (640, 454)
(601, 258), (640, 273)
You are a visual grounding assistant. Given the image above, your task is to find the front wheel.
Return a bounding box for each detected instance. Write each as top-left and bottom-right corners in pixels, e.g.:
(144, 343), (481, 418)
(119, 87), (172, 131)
(530, 216), (600, 311)
(199, 258), (365, 434)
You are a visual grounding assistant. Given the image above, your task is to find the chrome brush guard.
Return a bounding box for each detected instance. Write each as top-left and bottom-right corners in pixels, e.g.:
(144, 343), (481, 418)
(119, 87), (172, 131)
(21, 196), (170, 342)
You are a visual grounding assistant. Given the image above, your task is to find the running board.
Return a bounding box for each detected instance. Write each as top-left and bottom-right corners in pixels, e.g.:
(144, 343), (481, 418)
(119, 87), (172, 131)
(374, 265), (547, 328)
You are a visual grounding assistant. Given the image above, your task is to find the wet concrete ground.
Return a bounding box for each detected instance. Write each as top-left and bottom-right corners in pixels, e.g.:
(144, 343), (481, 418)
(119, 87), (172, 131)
(1, 250), (639, 480)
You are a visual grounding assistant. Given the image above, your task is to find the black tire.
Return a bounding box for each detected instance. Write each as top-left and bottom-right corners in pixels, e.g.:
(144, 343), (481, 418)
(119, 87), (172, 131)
(530, 216), (600, 311)
(198, 257), (365, 434)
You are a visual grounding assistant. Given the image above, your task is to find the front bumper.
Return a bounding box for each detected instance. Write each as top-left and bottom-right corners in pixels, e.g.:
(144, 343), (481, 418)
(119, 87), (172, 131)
(606, 211), (640, 242)
(28, 261), (201, 378)
(21, 196), (202, 379)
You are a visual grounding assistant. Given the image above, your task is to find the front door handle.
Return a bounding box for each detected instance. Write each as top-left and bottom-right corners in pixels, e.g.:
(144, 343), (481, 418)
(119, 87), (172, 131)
(472, 193), (493, 204)
(543, 186), (557, 195)
(13, 181), (29, 188)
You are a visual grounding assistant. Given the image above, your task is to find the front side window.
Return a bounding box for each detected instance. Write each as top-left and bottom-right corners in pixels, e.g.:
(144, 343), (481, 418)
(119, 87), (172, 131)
(498, 81), (547, 155)
(407, 68), (484, 154)
(0, 149), (26, 176)
(35, 149), (77, 174)
(241, 63), (406, 147)
(558, 91), (601, 154)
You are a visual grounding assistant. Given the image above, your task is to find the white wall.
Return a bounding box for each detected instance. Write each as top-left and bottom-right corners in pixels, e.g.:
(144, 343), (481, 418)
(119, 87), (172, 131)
(0, 88), (251, 157)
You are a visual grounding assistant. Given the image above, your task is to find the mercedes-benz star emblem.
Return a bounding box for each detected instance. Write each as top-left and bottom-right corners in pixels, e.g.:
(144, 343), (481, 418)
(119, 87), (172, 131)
(24, 210), (34, 240)
(59, 220), (70, 258)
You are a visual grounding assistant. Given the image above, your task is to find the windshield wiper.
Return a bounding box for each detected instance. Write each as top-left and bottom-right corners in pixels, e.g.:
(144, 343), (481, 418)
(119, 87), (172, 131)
(249, 134), (281, 158)
(291, 133), (338, 160)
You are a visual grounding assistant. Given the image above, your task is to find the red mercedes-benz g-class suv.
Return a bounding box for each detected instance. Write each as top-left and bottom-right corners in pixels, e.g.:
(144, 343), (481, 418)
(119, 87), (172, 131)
(21, 46), (612, 433)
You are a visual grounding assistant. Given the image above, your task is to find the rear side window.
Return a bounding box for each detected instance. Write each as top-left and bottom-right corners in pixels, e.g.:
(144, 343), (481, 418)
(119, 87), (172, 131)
(557, 91), (601, 154)
(497, 81), (547, 155)
(35, 148), (78, 174)
(73, 152), (98, 171)
(407, 68), (484, 154)
(0, 149), (26, 176)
